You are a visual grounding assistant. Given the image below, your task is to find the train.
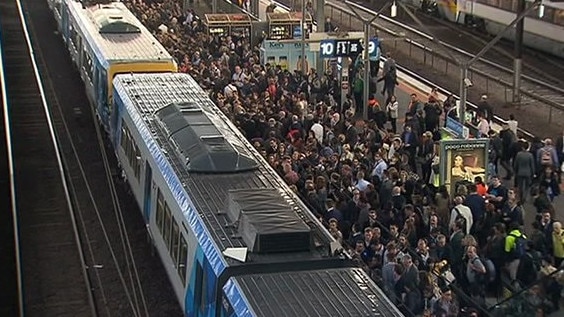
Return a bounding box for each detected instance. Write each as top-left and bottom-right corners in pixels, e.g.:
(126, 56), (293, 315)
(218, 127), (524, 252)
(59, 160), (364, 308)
(46, 0), (405, 316)
(415, 0), (564, 58)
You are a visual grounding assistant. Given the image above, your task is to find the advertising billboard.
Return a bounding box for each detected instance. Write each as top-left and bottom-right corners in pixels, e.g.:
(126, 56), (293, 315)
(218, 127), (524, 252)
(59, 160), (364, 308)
(260, 40), (317, 74)
(440, 139), (489, 195)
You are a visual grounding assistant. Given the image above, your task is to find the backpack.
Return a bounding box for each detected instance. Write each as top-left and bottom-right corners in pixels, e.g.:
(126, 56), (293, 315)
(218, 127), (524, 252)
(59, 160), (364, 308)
(479, 257), (496, 283)
(509, 233), (527, 258)
(388, 63), (397, 80)
(540, 147), (553, 166)
(312, 77), (321, 90)
(454, 207), (467, 233)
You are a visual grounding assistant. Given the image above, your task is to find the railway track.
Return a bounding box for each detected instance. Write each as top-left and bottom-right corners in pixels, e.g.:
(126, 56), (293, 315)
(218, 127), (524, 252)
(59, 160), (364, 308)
(349, 0), (564, 88)
(0, 24), (19, 317)
(0, 0), (97, 316)
(9, 0), (183, 315)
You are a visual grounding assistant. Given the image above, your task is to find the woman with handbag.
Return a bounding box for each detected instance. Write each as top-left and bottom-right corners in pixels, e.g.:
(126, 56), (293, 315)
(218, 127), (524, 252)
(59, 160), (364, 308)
(386, 95), (399, 133)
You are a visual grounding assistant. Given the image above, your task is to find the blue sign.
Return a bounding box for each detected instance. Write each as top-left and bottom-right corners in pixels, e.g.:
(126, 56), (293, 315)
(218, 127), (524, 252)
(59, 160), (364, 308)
(445, 116), (464, 138)
(293, 26), (302, 39)
(320, 38), (380, 59)
(368, 38), (380, 60)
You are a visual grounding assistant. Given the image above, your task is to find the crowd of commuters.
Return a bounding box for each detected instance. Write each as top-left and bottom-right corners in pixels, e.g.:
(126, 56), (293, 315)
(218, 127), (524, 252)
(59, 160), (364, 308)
(124, 0), (564, 315)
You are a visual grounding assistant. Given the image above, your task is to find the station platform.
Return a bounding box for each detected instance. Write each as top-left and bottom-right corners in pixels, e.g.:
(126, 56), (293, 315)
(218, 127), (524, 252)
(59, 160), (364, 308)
(186, 0), (564, 231)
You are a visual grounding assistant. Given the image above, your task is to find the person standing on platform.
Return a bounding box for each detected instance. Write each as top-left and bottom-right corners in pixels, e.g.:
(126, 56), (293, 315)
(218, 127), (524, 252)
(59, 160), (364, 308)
(379, 53), (398, 104)
(507, 114), (518, 136)
(499, 124), (517, 179)
(477, 94), (494, 125)
(386, 95), (399, 133)
(513, 141), (536, 203)
(352, 73), (364, 116)
(555, 129), (564, 180)
(537, 138), (559, 175)
(551, 222), (564, 268)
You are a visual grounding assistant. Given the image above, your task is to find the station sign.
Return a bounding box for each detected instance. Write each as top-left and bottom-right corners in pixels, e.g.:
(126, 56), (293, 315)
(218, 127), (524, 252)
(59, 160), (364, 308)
(319, 38), (379, 58)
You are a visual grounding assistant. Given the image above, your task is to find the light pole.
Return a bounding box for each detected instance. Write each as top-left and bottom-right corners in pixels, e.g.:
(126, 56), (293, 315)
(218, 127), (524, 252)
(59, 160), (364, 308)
(301, 0), (307, 76)
(345, 1), (392, 119)
(316, 0), (325, 73)
(512, 0), (526, 104)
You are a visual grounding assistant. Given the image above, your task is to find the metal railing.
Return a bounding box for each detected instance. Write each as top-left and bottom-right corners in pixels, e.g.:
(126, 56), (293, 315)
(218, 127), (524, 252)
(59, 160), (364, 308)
(323, 0), (564, 124)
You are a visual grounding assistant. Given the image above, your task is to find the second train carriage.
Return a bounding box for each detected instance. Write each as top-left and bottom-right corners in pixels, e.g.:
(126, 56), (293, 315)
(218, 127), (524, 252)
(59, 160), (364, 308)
(53, 0), (177, 128)
(110, 72), (404, 317)
(424, 0), (564, 57)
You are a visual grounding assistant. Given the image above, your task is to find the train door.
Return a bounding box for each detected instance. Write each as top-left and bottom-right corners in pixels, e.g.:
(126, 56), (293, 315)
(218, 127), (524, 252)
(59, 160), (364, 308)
(143, 163), (152, 222)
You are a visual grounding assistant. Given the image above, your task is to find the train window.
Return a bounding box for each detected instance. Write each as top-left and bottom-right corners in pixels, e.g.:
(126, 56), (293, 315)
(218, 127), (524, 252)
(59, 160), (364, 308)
(525, 1), (538, 17)
(499, 0), (514, 11)
(555, 9), (564, 26)
(200, 262), (208, 313)
(69, 25), (78, 52)
(171, 220), (179, 263)
(134, 145), (141, 180)
(82, 49), (94, 84)
(156, 189), (165, 231)
(127, 140), (134, 169)
(177, 236), (187, 286)
(163, 204), (172, 250)
(540, 6), (555, 23)
(486, 0), (500, 8)
(195, 262), (203, 310)
(120, 123), (127, 150)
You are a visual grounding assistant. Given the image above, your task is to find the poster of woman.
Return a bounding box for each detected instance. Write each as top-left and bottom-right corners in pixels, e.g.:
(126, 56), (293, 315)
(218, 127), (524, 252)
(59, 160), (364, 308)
(440, 139), (489, 195)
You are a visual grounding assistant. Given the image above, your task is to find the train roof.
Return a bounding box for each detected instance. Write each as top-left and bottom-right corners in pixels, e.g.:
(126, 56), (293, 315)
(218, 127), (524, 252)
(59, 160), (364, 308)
(65, 0), (173, 67)
(224, 267), (405, 317)
(113, 73), (338, 274)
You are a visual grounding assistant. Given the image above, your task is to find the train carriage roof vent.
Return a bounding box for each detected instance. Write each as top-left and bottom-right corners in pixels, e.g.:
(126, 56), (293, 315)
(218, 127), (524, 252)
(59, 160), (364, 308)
(227, 189), (311, 253)
(154, 103), (258, 173)
(92, 7), (141, 34)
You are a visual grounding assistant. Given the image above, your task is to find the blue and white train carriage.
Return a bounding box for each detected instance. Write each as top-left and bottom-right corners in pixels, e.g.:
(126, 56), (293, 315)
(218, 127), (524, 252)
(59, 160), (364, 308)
(110, 72), (404, 317)
(50, 0), (177, 128)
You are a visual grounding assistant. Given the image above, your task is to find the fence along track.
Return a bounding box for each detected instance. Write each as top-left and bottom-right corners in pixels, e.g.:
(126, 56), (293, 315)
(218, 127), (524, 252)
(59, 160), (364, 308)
(320, 1), (564, 119)
(0, 0), (97, 315)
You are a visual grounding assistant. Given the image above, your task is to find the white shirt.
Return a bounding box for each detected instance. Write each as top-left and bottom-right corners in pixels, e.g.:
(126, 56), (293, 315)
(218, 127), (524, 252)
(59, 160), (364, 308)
(477, 118), (490, 137)
(449, 204), (473, 235)
(355, 178), (371, 192)
(507, 119), (518, 136)
(310, 123), (324, 144)
(223, 84), (237, 97)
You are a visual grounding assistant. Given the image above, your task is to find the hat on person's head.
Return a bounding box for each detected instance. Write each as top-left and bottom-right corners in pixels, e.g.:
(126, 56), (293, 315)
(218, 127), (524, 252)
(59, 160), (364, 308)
(423, 131), (433, 138)
(481, 94), (488, 100)
(320, 146), (334, 157)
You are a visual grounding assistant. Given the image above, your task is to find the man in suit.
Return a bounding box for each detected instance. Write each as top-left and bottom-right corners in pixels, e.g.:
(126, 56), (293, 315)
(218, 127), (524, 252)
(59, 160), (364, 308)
(449, 220), (466, 281)
(499, 124), (516, 179)
(401, 125), (418, 171)
(513, 141), (536, 203)
(344, 118), (358, 147)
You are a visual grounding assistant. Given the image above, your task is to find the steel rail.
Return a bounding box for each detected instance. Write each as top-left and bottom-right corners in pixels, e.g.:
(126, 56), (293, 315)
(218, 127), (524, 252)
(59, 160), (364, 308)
(0, 14), (24, 317)
(12, 0), (98, 315)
